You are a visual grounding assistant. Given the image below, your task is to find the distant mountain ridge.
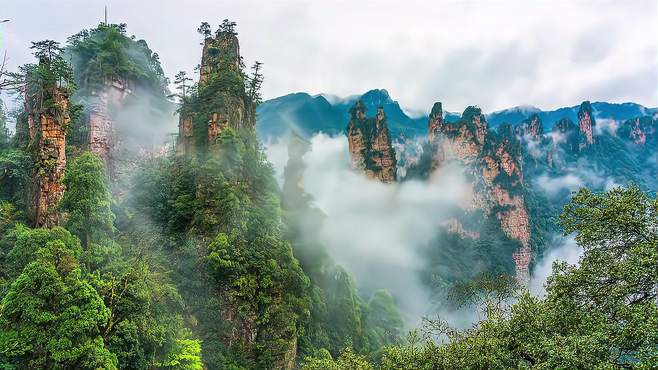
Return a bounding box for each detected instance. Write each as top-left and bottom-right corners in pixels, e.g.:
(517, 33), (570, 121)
(256, 89), (657, 140)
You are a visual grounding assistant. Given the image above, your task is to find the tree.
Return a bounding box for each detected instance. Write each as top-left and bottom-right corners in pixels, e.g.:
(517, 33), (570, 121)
(0, 241), (117, 369)
(196, 22), (212, 40)
(30, 40), (62, 62)
(0, 103), (8, 149)
(161, 330), (203, 370)
(217, 19), (237, 36)
(247, 61), (264, 104)
(302, 348), (373, 370)
(60, 152), (115, 247)
(1, 224), (82, 280)
(173, 71), (193, 100)
(550, 185), (658, 366)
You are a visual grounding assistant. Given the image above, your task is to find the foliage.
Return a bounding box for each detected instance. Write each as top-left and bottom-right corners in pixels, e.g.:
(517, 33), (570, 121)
(66, 23), (167, 92)
(0, 149), (30, 204)
(0, 241), (117, 369)
(60, 151), (115, 247)
(130, 126), (312, 367)
(173, 70), (193, 100)
(246, 61), (264, 104)
(161, 330), (203, 370)
(0, 225), (82, 282)
(0, 104), (8, 150)
(302, 348), (374, 370)
(305, 185), (658, 369)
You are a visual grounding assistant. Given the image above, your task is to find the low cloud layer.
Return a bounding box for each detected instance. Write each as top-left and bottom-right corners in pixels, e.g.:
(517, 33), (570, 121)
(269, 134), (472, 324)
(530, 237), (582, 296)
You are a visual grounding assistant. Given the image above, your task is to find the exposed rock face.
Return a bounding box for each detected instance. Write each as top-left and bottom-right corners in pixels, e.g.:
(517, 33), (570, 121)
(577, 101), (595, 149)
(177, 32), (255, 156)
(199, 33), (241, 85)
(176, 116), (194, 155)
(346, 101), (397, 182)
(87, 76), (134, 175)
(428, 104), (531, 283)
(552, 118), (580, 154)
(619, 116), (656, 145)
(24, 71), (71, 227)
(521, 114), (543, 141)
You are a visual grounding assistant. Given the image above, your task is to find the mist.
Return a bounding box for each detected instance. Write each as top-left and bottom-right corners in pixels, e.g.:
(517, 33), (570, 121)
(529, 236), (582, 296)
(269, 133), (474, 325)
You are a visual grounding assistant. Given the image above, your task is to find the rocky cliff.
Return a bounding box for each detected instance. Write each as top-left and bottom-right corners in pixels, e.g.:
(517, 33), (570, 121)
(177, 31), (255, 156)
(346, 101), (397, 182)
(577, 101), (595, 149)
(87, 76), (134, 176)
(619, 116), (656, 145)
(427, 103), (531, 283)
(24, 64), (71, 227)
(520, 113), (544, 141)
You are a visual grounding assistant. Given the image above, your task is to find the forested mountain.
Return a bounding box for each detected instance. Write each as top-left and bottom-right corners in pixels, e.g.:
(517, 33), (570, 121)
(0, 20), (656, 370)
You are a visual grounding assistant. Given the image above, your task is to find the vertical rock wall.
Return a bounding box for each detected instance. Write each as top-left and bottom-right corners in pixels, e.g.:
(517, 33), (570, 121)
(177, 31), (254, 156)
(578, 101), (595, 149)
(428, 103), (532, 283)
(87, 76), (133, 175)
(25, 79), (70, 227)
(346, 101), (397, 182)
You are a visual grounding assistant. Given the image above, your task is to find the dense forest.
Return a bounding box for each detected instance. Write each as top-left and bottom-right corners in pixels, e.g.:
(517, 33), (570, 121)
(0, 21), (656, 370)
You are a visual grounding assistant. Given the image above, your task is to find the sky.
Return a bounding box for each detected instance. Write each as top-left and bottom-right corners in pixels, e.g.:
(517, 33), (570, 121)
(1, 0), (657, 113)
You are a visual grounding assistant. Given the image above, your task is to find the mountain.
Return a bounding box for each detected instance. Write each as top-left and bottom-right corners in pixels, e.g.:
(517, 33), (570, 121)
(340, 94), (657, 287)
(257, 89), (430, 140)
(486, 102), (658, 130)
(257, 90), (657, 141)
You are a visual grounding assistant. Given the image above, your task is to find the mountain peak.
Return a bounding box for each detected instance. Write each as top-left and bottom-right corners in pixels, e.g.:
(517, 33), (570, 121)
(361, 89), (394, 105)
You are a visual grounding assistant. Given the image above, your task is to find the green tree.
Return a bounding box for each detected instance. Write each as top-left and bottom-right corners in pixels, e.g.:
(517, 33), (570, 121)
(246, 61), (263, 104)
(173, 70), (193, 100)
(60, 151), (114, 247)
(196, 22), (212, 39)
(161, 330), (203, 370)
(550, 185), (658, 366)
(302, 348), (373, 370)
(0, 103), (8, 149)
(0, 241), (117, 369)
(1, 224), (82, 280)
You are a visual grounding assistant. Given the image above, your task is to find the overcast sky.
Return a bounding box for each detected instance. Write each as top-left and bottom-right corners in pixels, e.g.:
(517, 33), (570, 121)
(1, 0), (656, 113)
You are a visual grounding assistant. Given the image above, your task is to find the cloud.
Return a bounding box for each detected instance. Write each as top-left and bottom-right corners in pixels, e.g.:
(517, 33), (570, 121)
(535, 158), (624, 198)
(535, 173), (584, 196)
(267, 133), (472, 325)
(2, 0), (656, 114)
(594, 118), (619, 136)
(530, 236), (582, 296)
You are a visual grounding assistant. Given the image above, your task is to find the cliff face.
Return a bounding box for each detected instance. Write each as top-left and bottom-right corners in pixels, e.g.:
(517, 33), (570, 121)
(428, 104), (531, 283)
(87, 76), (134, 176)
(24, 73), (71, 227)
(577, 101), (595, 149)
(346, 101), (397, 182)
(619, 116), (656, 145)
(177, 32), (255, 156)
(520, 114), (544, 141)
(199, 33), (241, 84)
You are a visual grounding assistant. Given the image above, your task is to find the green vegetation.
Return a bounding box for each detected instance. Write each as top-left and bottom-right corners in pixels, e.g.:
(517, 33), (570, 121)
(1, 18), (656, 370)
(302, 185), (658, 369)
(0, 151), (197, 369)
(66, 23), (167, 92)
(60, 152), (115, 247)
